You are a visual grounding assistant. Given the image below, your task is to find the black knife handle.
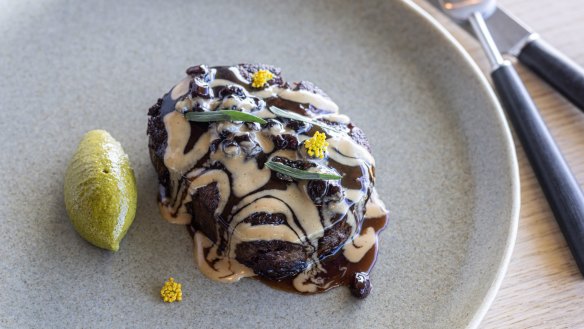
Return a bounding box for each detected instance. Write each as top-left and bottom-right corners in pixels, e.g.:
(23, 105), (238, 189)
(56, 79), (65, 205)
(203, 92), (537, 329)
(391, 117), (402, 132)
(492, 62), (584, 275)
(518, 37), (584, 111)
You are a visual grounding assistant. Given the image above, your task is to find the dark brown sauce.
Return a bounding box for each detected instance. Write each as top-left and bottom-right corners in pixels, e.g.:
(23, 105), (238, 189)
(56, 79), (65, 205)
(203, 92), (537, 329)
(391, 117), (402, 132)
(256, 213), (388, 296)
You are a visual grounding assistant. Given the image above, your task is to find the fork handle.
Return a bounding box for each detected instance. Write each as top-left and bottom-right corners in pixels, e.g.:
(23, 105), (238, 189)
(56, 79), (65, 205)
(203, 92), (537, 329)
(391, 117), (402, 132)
(492, 62), (584, 275)
(518, 37), (584, 111)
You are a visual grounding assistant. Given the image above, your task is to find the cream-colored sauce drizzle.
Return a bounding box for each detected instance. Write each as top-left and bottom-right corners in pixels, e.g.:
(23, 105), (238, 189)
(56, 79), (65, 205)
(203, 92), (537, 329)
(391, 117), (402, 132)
(207, 76), (340, 114)
(209, 151), (270, 198)
(170, 77), (190, 100)
(247, 85), (276, 99)
(365, 189), (388, 219)
(292, 267), (333, 293)
(321, 202), (350, 228)
(233, 185), (324, 246)
(342, 226), (377, 263)
(229, 197), (304, 252)
(254, 106), (277, 119)
(255, 131), (274, 153)
(231, 197), (295, 230)
(327, 134), (375, 167)
(194, 231), (255, 283)
(159, 201), (191, 225)
(228, 66), (249, 83)
(321, 113), (351, 124)
(163, 111), (212, 174)
(232, 223), (300, 244)
(277, 89), (339, 113)
(220, 96), (257, 111)
(344, 189), (365, 203)
(338, 193), (388, 265)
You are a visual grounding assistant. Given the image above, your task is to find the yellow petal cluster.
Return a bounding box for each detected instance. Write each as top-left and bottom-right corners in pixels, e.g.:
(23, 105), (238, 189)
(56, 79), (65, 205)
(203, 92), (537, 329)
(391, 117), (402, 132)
(160, 277), (182, 303)
(305, 131), (329, 159)
(251, 69), (274, 88)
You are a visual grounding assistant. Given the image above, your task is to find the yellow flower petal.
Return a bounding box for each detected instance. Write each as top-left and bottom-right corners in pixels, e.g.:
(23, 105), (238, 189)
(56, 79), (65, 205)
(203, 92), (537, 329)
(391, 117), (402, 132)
(251, 70), (274, 88)
(160, 277), (183, 303)
(304, 131), (329, 159)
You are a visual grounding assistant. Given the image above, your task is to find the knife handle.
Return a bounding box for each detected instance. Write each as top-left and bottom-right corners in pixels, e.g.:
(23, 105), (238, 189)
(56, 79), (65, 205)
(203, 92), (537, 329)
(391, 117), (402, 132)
(492, 62), (584, 275)
(518, 37), (584, 111)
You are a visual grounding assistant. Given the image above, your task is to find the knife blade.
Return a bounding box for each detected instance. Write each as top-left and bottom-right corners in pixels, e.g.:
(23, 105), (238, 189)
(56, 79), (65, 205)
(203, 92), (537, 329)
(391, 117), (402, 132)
(428, 0), (584, 111)
(483, 7), (533, 56)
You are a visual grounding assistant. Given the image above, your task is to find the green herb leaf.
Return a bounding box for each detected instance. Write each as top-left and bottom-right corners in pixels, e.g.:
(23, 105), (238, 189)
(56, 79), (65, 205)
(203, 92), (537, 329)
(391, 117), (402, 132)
(265, 161), (342, 180)
(268, 106), (344, 134)
(185, 110), (267, 124)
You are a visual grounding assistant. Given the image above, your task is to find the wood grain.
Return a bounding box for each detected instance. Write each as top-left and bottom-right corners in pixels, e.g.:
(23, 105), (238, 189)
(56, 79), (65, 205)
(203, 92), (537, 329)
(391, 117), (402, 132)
(412, 0), (584, 327)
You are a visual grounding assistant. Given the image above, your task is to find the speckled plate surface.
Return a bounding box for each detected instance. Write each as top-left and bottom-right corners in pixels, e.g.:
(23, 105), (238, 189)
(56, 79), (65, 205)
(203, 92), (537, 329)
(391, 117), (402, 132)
(0, 0), (519, 328)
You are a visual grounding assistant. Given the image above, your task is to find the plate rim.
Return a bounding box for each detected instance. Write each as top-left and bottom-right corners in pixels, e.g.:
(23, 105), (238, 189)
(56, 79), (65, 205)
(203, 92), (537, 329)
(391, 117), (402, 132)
(0, 1), (521, 327)
(400, 0), (521, 327)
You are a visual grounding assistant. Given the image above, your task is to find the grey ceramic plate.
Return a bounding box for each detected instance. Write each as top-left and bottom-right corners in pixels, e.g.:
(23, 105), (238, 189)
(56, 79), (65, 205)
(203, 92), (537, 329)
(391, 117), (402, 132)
(0, 0), (519, 328)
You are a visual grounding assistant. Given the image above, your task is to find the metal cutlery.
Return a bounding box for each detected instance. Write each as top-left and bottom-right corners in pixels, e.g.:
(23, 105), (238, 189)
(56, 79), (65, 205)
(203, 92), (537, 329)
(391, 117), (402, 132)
(436, 0), (584, 275)
(433, 0), (584, 110)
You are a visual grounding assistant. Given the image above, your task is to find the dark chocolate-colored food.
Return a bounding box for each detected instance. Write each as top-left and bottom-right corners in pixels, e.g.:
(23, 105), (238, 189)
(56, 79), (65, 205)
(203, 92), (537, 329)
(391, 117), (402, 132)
(147, 64), (388, 297)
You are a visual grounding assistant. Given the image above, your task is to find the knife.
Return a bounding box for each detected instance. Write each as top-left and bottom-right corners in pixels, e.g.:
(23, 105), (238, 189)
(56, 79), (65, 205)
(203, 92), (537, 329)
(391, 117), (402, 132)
(430, 2), (584, 111)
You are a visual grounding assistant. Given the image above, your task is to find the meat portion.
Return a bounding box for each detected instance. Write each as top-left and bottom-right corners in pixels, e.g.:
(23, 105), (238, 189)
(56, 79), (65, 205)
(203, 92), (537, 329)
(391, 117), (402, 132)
(147, 64), (388, 296)
(235, 240), (308, 280)
(187, 183), (220, 242)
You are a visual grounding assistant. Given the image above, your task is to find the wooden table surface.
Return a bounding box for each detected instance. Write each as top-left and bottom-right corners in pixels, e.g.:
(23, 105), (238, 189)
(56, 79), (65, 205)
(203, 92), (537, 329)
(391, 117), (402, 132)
(412, 0), (584, 328)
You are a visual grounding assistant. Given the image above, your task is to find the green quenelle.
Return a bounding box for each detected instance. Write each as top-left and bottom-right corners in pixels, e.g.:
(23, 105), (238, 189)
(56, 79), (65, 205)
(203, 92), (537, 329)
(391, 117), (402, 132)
(64, 130), (137, 251)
